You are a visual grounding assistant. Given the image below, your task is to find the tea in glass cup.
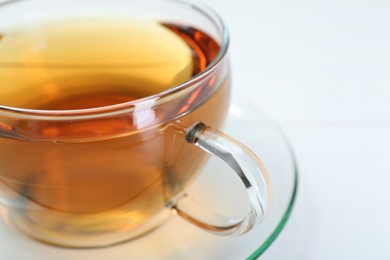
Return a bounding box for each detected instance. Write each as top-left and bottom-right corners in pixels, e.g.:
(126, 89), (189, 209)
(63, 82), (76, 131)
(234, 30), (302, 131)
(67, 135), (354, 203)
(0, 0), (271, 248)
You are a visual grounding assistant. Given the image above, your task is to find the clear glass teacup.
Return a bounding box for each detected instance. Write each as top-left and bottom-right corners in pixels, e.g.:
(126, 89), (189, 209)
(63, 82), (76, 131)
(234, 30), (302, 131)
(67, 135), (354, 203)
(0, 0), (271, 248)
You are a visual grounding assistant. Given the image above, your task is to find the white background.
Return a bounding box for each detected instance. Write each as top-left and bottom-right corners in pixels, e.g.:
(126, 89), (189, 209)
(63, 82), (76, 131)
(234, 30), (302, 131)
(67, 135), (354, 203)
(208, 0), (390, 259)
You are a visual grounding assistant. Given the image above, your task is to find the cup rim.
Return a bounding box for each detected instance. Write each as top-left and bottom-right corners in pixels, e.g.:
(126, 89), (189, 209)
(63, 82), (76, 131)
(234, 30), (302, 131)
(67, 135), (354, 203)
(0, 0), (229, 120)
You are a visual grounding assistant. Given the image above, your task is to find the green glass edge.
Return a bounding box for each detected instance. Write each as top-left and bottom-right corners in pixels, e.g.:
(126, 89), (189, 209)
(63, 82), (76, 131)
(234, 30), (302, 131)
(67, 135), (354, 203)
(247, 173), (298, 259)
(247, 132), (299, 260)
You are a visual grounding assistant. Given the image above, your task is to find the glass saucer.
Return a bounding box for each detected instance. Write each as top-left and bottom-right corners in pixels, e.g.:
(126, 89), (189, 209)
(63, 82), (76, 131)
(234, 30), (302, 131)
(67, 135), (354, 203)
(0, 99), (298, 259)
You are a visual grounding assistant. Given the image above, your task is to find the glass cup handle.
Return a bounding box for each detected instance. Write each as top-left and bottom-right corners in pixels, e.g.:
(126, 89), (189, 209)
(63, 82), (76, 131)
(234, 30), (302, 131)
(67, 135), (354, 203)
(168, 122), (272, 236)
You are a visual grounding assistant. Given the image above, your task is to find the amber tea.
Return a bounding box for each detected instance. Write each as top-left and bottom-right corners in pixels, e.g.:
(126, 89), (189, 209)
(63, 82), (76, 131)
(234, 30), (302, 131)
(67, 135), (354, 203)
(0, 18), (230, 247)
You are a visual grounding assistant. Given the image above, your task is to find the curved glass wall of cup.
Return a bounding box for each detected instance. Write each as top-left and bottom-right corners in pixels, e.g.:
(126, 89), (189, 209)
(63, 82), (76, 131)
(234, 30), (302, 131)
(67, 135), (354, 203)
(0, 0), (233, 248)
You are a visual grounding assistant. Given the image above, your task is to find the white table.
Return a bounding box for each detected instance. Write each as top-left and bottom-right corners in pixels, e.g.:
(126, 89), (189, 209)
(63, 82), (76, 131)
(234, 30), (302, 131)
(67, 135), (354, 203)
(208, 0), (390, 259)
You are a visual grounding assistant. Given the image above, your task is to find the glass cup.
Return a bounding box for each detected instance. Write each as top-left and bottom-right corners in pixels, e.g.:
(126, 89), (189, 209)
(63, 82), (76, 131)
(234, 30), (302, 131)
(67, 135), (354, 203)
(0, 0), (271, 248)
